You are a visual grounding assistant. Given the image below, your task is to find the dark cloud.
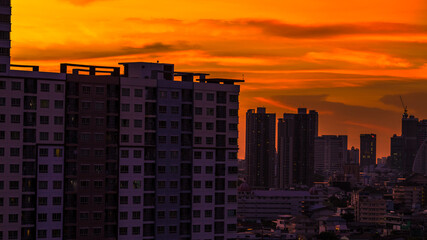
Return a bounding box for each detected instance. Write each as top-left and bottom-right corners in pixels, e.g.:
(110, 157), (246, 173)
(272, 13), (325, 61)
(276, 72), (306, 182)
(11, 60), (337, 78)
(13, 42), (197, 61)
(380, 92), (427, 119)
(244, 20), (427, 39)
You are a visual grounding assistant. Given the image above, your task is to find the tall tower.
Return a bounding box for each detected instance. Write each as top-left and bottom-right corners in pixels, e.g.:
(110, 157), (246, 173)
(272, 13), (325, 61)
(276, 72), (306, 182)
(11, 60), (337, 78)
(245, 107), (276, 189)
(314, 135), (348, 177)
(0, 0), (11, 73)
(278, 108), (318, 188)
(360, 134), (376, 170)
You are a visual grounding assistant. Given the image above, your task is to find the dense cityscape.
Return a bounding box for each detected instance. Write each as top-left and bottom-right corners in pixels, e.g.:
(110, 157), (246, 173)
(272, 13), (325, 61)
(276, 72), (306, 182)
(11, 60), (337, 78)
(1, 1), (427, 240)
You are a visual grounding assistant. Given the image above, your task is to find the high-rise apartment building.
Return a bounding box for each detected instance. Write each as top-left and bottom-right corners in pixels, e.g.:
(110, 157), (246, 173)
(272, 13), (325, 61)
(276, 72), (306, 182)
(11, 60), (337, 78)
(0, 62), (242, 240)
(314, 135), (348, 177)
(245, 107), (276, 189)
(390, 134), (403, 170)
(359, 134), (376, 169)
(277, 108), (318, 188)
(347, 146), (359, 165)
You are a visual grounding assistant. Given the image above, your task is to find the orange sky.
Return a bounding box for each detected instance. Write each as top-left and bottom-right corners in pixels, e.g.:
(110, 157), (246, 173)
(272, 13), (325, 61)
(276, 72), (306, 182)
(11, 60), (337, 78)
(11, 0), (427, 159)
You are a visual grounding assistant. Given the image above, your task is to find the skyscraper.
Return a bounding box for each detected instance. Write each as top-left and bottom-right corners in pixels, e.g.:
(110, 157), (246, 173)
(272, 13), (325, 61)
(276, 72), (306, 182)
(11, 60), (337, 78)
(277, 108), (318, 188)
(360, 134), (376, 169)
(245, 107), (276, 189)
(347, 146), (359, 165)
(314, 135), (348, 177)
(390, 134), (403, 170)
(401, 115), (418, 174)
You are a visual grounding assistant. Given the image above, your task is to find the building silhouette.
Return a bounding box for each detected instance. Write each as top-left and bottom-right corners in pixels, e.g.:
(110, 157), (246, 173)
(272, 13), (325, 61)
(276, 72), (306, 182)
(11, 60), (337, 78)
(347, 146), (359, 165)
(277, 108), (318, 188)
(0, 2), (242, 238)
(314, 135), (348, 178)
(245, 107), (276, 189)
(360, 134), (376, 170)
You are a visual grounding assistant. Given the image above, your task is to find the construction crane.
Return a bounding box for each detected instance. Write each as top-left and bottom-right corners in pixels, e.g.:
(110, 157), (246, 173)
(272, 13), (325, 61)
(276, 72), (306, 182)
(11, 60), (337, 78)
(400, 96), (408, 119)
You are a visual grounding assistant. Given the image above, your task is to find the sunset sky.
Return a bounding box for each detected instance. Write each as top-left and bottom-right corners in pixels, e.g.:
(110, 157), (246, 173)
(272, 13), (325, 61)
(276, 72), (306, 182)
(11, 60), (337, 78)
(11, 0), (427, 159)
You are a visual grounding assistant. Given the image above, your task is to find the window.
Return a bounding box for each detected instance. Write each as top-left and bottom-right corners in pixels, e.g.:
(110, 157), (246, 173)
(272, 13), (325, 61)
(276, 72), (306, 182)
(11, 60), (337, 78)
(38, 230), (47, 238)
(171, 91), (179, 99)
(195, 122), (202, 130)
(55, 84), (64, 92)
(38, 197), (48, 205)
(159, 106), (167, 113)
(11, 98), (20, 107)
(10, 148), (19, 156)
(195, 92), (203, 100)
(11, 115), (20, 123)
(121, 150), (129, 158)
(11, 82), (21, 91)
(95, 102), (104, 111)
(54, 132), (63, 141)
(207, 93), (214, 101)
(121, 104), (130, 112)
(169, 211), (177, 218)
(40, 100), (49, 108)
(171, 121), (178, 129)
(193, 225), (201, 233)
(38, 181), (48, 189)
(133, 165), (142, 173)
(134, 104), (143, 112)
(0, 80), (4, 89)
(229, 123), (238, 131)
(171, 106), (179, 114)
(206, 137), (214, 145)
(122, 88), (130, 96)
(40, 83), (49, 92)
(54, 116), (63, 125)
(121, 134), (129, 143)
(119, 227), (128, 236)
(39, 165), (48, 173)
(39, 116), (48, 125)
(53, 181), (62, 189)
(0, 114), (4, 122)
(120, 181), (128, 189)
(81, 102), (90, 110)
(37, 213), (47, 222)
(53, 197), (62, 205)
(132, 211), (141, 219)
(133, 150), (142, 158)
(195, 137), (202, 144)
(134, 119), (142, 128)
(9, 197), (18, 206)
(82, 86), (90, 94)
(10, 131), (20, 140)
(52, 213), (61, 221)
(120, 165), (129, 173)
(52, 229), (61, 238)
(134, 135), (142, 143)
(159, 121), (166, 128)
(169, 226), (177, 234)
(135, 89), (143, 97)
(53, 165), (62, 173)
(95, 118), (104, 126)
(133, 196), (141, 204)
(80, 197), (89, 204)
(0, 98), (5, 106)
(39, 148), (48, 157)
(95, 87), (104, 94)
(54, 100), (63, 109)
(132, 227), (140, 235)
(207, 108), (214, 116)
(229, 109), (238, 116)
(195, 107), (202, 115)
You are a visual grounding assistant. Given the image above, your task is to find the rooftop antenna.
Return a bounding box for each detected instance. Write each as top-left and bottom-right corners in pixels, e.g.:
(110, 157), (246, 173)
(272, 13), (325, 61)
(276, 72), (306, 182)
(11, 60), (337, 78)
(400, 96), (408, 119)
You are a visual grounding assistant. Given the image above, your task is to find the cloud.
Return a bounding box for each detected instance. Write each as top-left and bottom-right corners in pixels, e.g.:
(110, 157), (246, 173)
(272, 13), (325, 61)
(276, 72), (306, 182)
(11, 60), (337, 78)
(12, 41), (197, 61)
(244, 20), (427, 39)
(379, 92), (427, 119)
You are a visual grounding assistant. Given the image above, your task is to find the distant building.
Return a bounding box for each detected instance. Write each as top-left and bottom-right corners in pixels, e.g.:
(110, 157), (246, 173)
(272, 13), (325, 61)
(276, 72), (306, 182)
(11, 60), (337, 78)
(314, 135), (348, 177)
(417, 120), (427, 149)
(360, 134), (376, 169)
(278, 108), (318, 187)
(0, 0), (10, 74)
(390, 134), (403, 170)
(347, 146), (359, 165)
(237, 185), (326, 221)
(402, 115), (419, 174)
(393, 185), (425, 211)
(353, 187), (386, 225)
(245, 107), (276, 189)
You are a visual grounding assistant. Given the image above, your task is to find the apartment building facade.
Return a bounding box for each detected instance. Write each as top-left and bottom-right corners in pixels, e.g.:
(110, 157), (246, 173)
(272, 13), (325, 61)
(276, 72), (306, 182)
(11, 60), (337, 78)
(0, 61), (241, 240)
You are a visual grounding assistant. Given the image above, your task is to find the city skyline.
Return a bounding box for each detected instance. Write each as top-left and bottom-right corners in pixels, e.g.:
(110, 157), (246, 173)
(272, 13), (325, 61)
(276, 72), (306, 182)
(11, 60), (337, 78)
(10, 0), (427, 159)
